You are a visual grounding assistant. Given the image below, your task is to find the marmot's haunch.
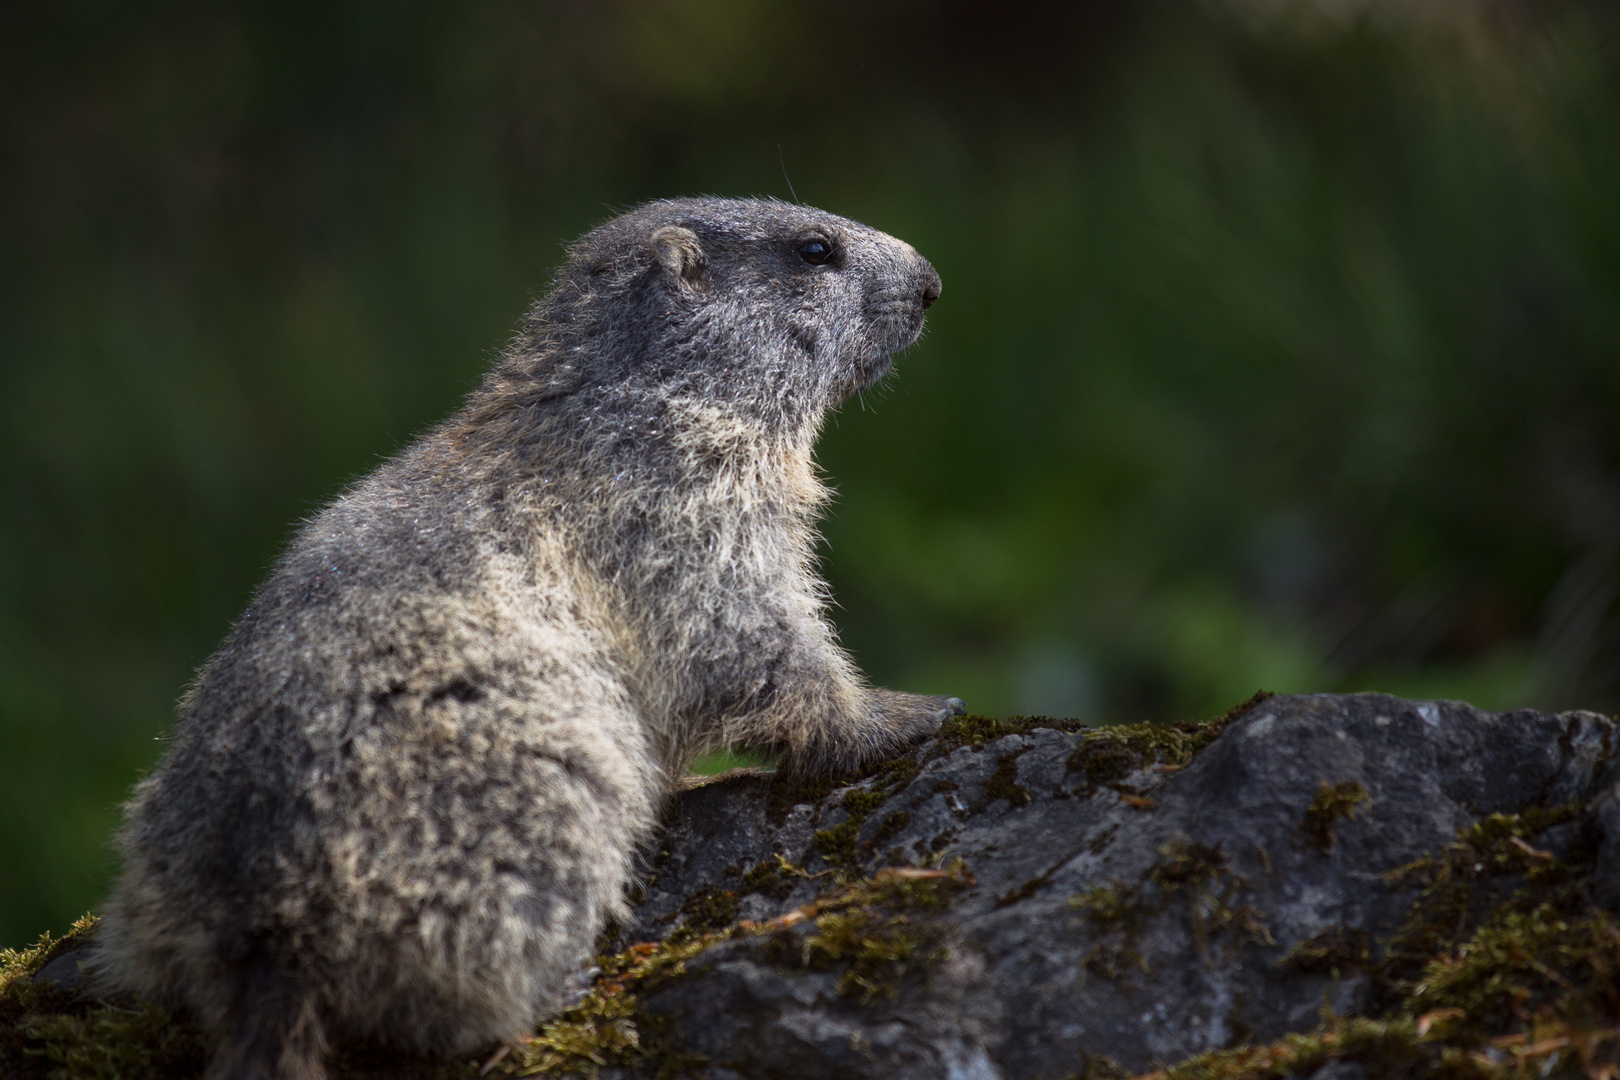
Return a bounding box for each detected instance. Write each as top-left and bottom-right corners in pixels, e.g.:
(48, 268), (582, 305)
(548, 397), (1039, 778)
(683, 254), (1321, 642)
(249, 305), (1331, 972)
(97, 198), (962, 1080)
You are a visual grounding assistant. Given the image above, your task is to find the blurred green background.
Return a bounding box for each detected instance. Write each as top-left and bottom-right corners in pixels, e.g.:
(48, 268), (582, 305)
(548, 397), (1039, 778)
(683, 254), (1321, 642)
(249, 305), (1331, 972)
(3, 0), (1618, 947)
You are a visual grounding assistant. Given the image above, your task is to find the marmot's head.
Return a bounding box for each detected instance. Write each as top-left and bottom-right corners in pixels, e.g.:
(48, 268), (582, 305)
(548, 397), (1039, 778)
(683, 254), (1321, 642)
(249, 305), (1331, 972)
(540, 197), (941, 433)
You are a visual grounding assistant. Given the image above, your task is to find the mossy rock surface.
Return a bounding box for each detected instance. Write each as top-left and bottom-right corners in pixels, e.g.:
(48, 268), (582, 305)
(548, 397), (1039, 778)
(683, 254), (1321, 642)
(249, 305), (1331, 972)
(9, 692), (1620, 1078)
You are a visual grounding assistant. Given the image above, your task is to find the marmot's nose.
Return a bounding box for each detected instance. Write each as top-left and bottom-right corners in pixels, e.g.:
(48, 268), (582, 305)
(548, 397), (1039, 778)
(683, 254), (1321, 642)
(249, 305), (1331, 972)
(918, 261), (942, 309)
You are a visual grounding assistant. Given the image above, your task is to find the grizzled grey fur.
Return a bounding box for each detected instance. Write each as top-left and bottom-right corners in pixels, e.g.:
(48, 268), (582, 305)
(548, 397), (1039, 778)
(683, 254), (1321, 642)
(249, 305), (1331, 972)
(95, 198), (959, 1080)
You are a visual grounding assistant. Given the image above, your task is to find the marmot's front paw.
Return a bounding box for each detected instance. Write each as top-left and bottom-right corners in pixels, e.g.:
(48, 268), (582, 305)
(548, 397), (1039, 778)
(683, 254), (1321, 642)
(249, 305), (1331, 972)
(875, 691), (967, 744)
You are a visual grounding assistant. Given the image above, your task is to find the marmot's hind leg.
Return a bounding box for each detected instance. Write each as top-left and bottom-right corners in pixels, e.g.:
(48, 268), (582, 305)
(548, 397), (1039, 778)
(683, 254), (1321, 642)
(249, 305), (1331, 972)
(206, 945), (329, 1080)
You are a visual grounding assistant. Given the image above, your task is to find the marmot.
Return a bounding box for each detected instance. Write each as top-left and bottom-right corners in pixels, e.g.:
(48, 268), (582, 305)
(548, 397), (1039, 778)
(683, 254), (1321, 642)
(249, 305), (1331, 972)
(96, 197), (963, 1080)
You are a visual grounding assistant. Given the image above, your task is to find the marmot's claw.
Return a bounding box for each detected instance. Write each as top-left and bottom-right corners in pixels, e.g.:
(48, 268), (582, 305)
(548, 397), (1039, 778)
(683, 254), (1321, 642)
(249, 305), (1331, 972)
(561, 965), (601, 1009)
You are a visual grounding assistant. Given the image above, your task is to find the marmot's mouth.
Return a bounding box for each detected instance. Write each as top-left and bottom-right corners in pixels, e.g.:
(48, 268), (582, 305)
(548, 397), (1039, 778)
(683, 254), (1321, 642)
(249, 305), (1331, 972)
(841, 299), (925, 401)
(870, 303), (928, 352)
(843, 352), (896, 401)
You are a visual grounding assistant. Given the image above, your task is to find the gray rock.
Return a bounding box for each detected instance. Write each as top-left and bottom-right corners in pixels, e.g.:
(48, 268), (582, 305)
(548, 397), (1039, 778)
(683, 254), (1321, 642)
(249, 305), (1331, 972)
(602, 693), (1618, 1079)
(32, 949), (92, 993)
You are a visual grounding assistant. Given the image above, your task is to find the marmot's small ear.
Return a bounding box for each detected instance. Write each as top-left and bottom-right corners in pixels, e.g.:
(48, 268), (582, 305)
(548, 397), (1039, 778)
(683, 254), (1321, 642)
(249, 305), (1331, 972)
(650, 226), (708, 293)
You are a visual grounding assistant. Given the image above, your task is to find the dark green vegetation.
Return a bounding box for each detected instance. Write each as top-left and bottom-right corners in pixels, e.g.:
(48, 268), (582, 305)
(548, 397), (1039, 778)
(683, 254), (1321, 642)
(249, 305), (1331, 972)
(3, 0), (1619, 946)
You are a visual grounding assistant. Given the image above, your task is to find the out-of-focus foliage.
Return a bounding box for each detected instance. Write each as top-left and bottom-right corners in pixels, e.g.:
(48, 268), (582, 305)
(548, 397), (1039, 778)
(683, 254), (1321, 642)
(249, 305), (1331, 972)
(1, 0), (1617, 945)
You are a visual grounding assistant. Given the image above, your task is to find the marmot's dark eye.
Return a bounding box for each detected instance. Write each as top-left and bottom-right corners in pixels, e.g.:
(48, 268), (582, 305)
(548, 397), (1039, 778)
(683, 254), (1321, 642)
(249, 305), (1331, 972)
(797, 238), (835, 266)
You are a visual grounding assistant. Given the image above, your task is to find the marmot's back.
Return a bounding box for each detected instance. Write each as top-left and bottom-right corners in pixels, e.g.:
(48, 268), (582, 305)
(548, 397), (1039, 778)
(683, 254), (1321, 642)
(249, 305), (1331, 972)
(102, 447), (650, 1052)
(97, 198), (958, 1080)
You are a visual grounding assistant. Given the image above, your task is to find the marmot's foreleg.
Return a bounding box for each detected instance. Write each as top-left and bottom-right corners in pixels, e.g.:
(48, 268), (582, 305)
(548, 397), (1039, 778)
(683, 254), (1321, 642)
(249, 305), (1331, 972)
(723, 627), (963, 774)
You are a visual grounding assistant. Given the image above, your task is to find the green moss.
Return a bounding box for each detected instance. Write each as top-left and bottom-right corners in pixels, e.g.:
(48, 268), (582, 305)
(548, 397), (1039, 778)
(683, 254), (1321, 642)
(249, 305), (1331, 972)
(24, 1006), (207, 1080)
(1278, 928), (1371, 975)
(1299, 780), (1371, 853)
(0, 916), (209, 1080)
(510, 932), (725, 1078)
(984, 751), (1032, 807)
(1403, 902), (1614, 1030)
(1150, 838), (1271, 957)
(763, 741), (924, 825)
(765, 862), (973, 1005)
(928, 694), (1270, 763)
(928, 713), (1086, 755)
(1136, 1015), (1434, 1080)
(1133, 1010), (1620, 1080)
(742, 854), (802, 901)
(881, 759), (921, 791)
(1210, 690), (1277, 725)
(1069, 882), (1142, 932)
(1376, 803), (1583, 986)
(1064, 691), (1273, 792)
(1, 913), (731, 1080)
(1148, 837), (1229, 891)
(510, 863), (977, 1075)
(1142, 799), (1618, 1080)
(1067, 739), (1139, 785)
(995, 866), (1056, 909)
(784, 695), (1271, 882)
(1374, 802), (1595, 1037)
(1064, 722), (1215, 785)
(800, 910), (931, 1004)
(867, 811), (912, 850)
(669, 886), (740, 942)
(1068, 882), (1152, 979)
(765, 770), (851, 825)
(1, 931), (61, 990)
(1074, 1052), (1132, 1079)
(1, 914), (102, 994)
(840, 789), (891, 818)
(810, 784), (912, 871)
(1064, 837), (1272, 983)
(811, 820), (860, 866)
